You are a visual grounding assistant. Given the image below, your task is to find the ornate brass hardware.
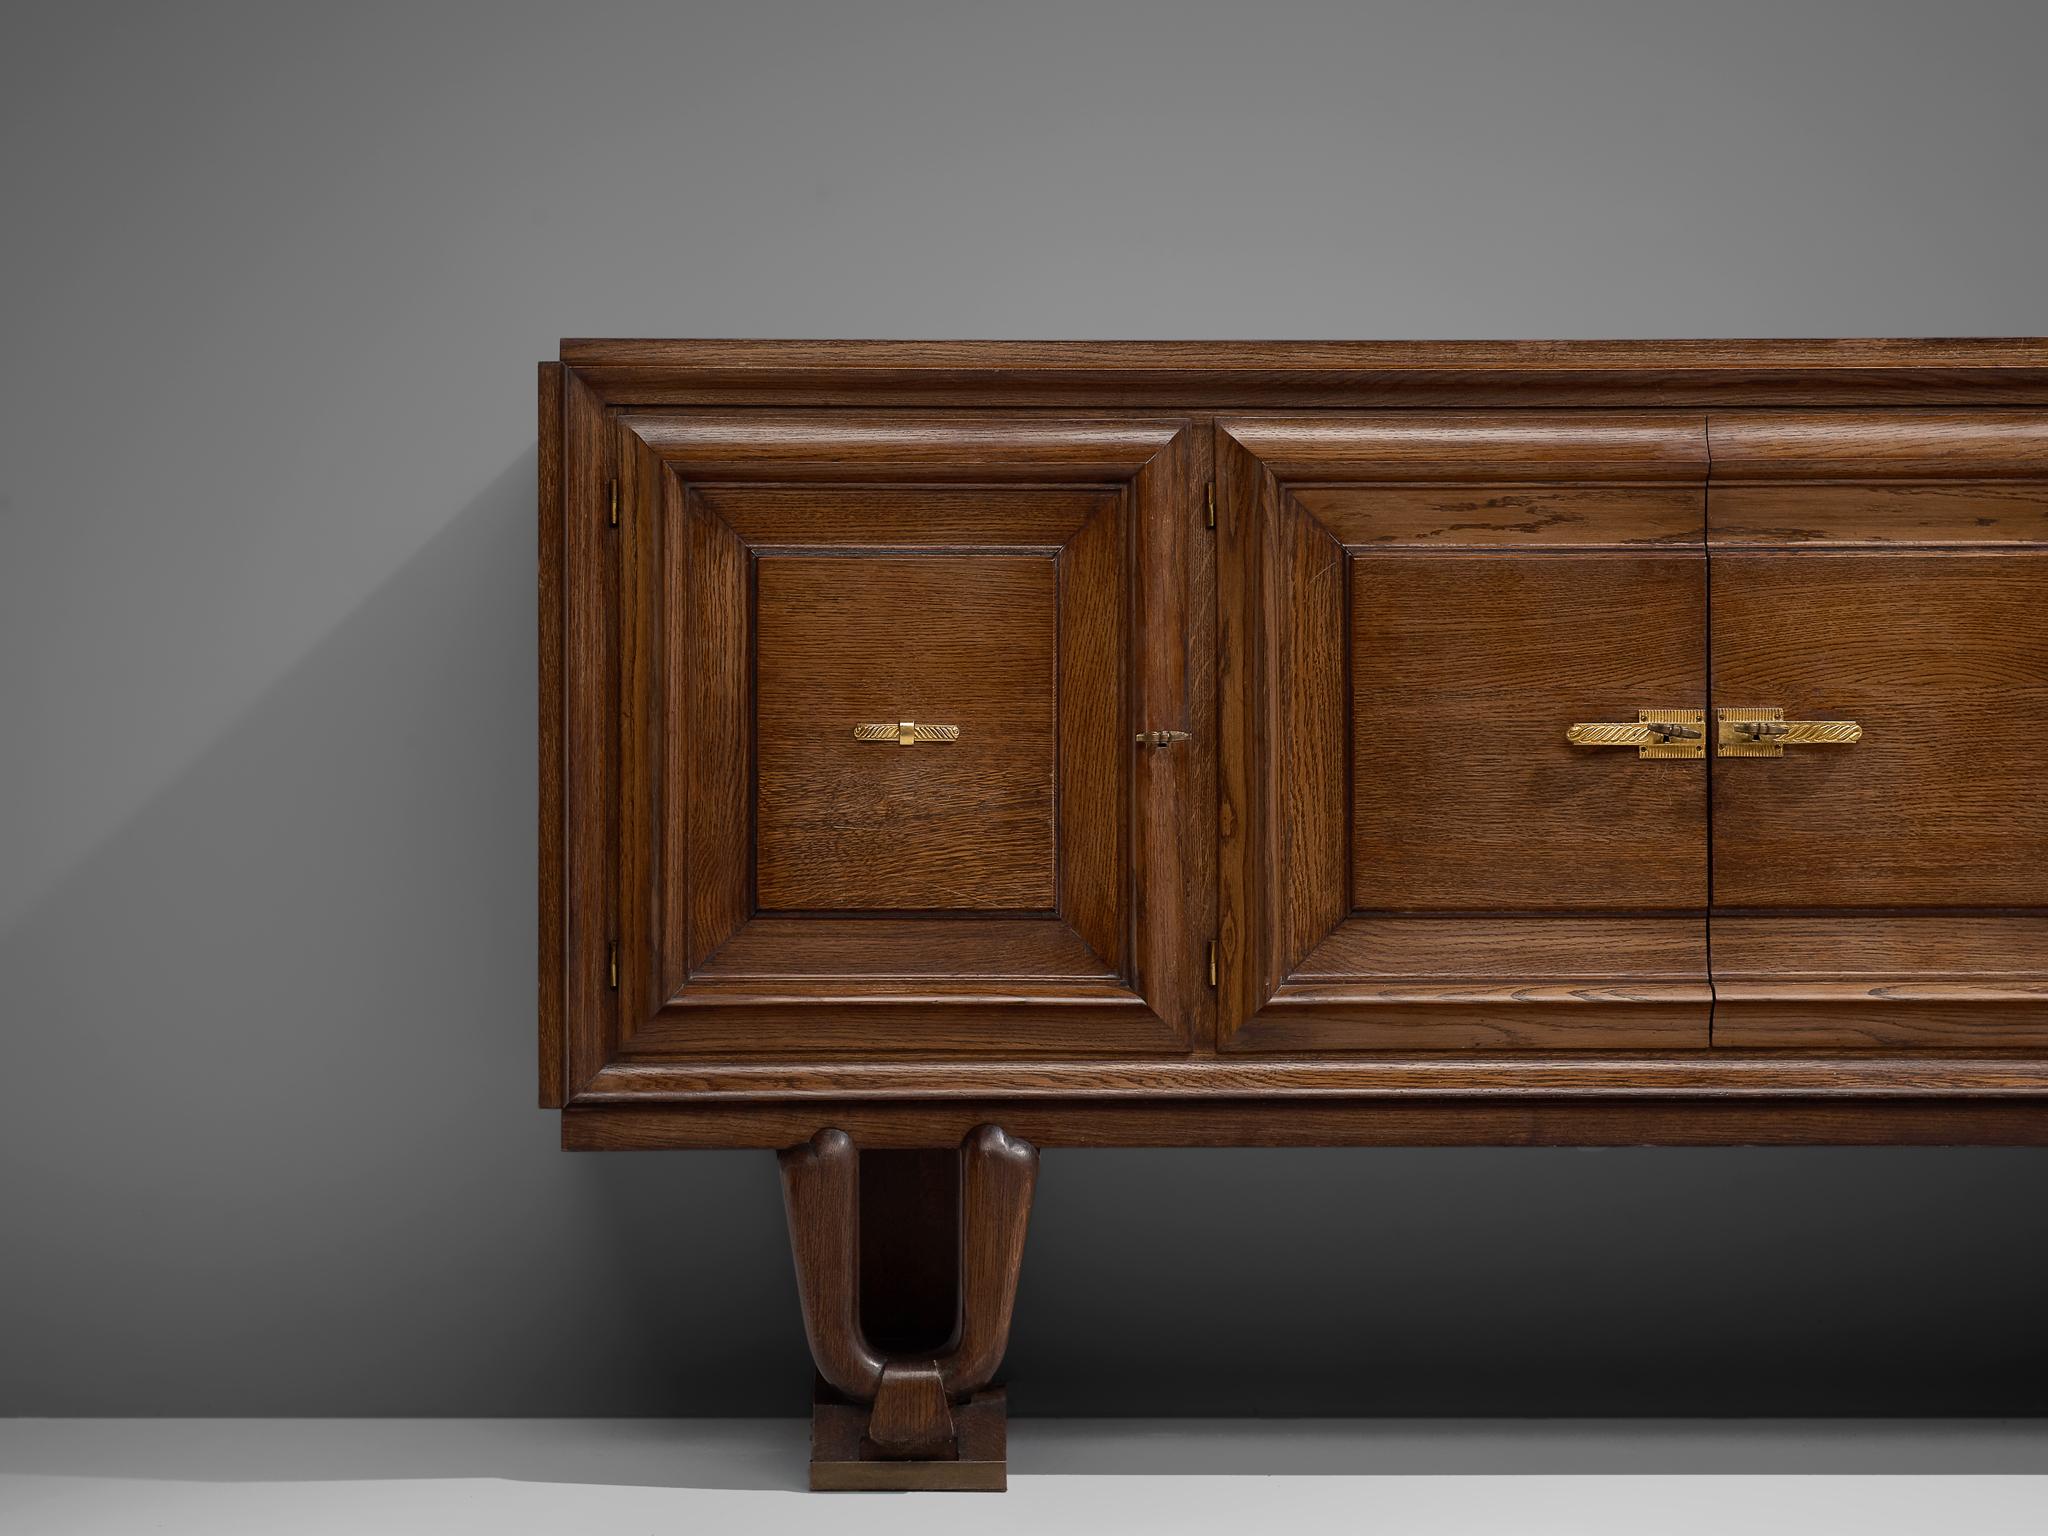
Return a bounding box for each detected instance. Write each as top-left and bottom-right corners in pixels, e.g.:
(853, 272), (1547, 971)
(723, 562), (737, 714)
(853, 721), (960, 746)
(1135, 729), (1192, 748)
(1564, 709), (1705, 760)
(1718, 707), (1862, 758)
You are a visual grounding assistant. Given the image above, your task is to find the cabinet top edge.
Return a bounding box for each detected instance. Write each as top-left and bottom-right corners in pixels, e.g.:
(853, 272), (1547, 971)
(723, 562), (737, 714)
(557, 337), (2048, 371)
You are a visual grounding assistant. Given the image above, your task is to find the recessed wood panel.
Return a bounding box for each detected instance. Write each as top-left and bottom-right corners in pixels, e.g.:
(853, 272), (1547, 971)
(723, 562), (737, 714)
(1056, 495), (1130, 969)
(601, 414), (1198, 1062)
(1711, 550), (2048, 908)
(1352, 551), (1708, 911)
(756, 555), (1058, 913)
(1219, 413), (1711, 1053)
(1270, 494), (1349, 977)
(683, 503), (752, 969)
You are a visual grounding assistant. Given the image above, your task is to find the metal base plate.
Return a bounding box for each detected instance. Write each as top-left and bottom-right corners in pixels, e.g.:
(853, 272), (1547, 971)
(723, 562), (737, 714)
(1639, 707), (1706, 759)
(1718, 705), (1786, 757)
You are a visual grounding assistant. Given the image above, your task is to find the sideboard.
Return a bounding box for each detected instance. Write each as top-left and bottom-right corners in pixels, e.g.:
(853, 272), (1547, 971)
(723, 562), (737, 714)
(539, 339), (2048, 1489)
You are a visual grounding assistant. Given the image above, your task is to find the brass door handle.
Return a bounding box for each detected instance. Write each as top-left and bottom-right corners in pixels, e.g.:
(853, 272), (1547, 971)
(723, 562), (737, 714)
(853, 721), (959, 746)
(1718, 707), (1861, 757)
(1135, 729), (1192, 748)
(1565, 709), (1705, 759)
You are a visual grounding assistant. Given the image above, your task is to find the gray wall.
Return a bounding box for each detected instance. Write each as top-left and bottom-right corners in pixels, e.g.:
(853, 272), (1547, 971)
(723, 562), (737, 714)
(4, 0), (2046, 1416)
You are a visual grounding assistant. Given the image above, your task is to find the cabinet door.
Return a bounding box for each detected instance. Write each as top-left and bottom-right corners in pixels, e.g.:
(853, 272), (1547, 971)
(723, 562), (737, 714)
(1708, 412), (2048, 1047)
(1218, 415), (1712, 1051)
(581, 413), (1206, 1064)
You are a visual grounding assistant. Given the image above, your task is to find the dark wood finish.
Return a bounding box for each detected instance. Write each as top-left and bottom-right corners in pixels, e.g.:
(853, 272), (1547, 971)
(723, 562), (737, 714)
(692, 917), (1113, 979)
(1714, 920), (2048, 1048)
(1709, 410), (2048, 487)
(864, 1361), (955, 1460)
(1350, 552), (1707, 910)
(812, 1384), (1007, 1492)
(1217, 414), (1710, 1052)
(592, 413), (1202, 1069)
(1711, 550), (2048, 907)
(538, 362), (567, 1108)
(1707, 411), (2048, 1047)
(754, 553), (1059, 912)
(950, 1125), (1036, 1396)
(573, 1098), (2048, 1151)
(543, 342), (2048, 1492)
(1225, 412), (1711, 483)
(780, 1129), (883, 1399)
(562, 367), (615, 1097)
(558, 338), (2048, 409)
(540, 347), (2048, 1109)
(1251, 917), (1711, 1050)
(780, 1125), (1036, 1489)
(780, 1126), (1032, 1397)
(573, 1053), (2048, 1101)
(1291, 483), (1706, 548)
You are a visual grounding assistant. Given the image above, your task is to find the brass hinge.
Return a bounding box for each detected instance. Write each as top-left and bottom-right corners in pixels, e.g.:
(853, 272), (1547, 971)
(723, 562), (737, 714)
(608, 939), (618, 990)
(607, 477), (619, 528)
(1207, 938), (1218, 989)
(1205, 480), (1216, 530)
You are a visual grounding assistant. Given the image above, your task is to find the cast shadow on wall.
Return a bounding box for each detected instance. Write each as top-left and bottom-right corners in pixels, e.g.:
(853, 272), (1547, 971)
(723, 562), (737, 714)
(0, 454), (801, 1433)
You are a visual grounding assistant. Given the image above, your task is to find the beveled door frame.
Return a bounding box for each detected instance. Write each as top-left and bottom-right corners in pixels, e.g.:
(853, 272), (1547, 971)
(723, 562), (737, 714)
(560, 403), (1212, 1097)
(1216, 413), (1715, 1053)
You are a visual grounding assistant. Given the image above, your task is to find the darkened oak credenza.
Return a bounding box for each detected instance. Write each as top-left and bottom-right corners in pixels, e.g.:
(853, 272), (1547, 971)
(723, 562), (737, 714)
(539, 340), (2048, 1488)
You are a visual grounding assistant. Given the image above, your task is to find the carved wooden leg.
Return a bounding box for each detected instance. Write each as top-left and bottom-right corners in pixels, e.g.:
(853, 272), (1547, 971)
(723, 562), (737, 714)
(779, 1124), (1037, 1491)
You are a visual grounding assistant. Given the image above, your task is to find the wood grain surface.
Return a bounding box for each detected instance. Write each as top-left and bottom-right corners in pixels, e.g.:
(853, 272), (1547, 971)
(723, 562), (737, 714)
(593, 412), (1196, 1066)
(1219, 413), (1712, 1054)
(1713, 916), (2048, 1047)
(1711, 551), (2048, 908)
(754, 553), (1058, 912)
(562, 338), (2048, 409)
(568, 1097), (2048, 1150)
(1351, 551), (1707, 910)
(540, 347), (2048, 1502)
(542, 343), (2048, 1139)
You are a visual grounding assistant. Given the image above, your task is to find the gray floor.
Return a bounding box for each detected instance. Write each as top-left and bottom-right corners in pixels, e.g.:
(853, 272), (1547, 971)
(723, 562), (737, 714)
(3, 1419), (2046, 1533)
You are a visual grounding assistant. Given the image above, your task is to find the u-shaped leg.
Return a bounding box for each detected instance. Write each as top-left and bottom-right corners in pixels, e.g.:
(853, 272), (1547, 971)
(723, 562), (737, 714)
(778, 1124), (1038, 1491)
